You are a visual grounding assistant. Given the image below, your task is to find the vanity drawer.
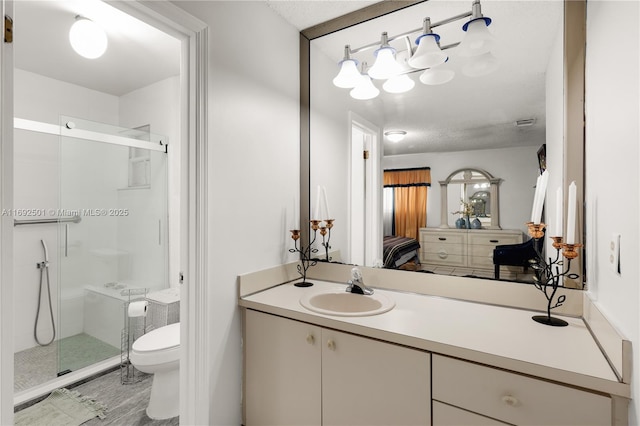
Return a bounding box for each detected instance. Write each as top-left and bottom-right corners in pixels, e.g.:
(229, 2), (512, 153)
(421, 231), (466, 245)
(433, 401), (509, 426)
(432, 355), (612, 426)
(422, 252), (466, 267)
(468, 233), (521, 246)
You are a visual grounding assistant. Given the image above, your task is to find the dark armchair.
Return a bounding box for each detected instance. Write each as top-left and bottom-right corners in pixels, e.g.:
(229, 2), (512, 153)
(493, 235), (544, 280)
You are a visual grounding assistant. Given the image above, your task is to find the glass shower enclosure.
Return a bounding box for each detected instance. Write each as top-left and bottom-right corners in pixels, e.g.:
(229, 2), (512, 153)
(57, 116), (168, 375)
(12, 115), (168, 388)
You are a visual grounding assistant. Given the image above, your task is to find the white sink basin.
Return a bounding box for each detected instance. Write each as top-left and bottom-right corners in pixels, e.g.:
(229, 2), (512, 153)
(300, 291), (395, 317)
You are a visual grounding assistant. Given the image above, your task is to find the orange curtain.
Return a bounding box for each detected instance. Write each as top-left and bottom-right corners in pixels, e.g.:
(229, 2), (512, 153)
(383, 168), (430, 240)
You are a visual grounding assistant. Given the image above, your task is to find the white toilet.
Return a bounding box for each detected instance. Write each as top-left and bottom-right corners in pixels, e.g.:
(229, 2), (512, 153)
(130, 322), (180, 419)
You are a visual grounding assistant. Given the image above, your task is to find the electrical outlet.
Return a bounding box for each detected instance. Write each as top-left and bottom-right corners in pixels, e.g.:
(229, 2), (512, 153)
(608, 233), (621, 275)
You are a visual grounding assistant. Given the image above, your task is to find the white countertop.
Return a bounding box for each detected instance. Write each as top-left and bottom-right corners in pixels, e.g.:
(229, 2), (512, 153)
(240, 280), (629, 398)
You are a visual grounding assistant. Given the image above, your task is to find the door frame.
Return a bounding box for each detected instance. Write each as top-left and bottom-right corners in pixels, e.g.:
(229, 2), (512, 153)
(0, 1), (210, 424)
(348, 112), (382, 266)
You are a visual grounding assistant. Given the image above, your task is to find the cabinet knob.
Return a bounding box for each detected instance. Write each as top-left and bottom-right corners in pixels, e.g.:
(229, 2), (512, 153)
(306, 333), (315, 345)
(501, 395), (519, 407)
(437, 250), (448, 259)
(327, 339), (336, 351)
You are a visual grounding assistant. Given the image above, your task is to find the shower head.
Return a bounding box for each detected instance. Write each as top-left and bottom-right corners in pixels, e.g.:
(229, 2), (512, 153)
(40, 239), (49, 262)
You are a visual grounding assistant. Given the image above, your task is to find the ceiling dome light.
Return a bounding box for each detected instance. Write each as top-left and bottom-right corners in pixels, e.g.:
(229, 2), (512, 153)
(333, 45), (361, 88)
(69, 16), (108, 59)
(384, 130), (407, 143)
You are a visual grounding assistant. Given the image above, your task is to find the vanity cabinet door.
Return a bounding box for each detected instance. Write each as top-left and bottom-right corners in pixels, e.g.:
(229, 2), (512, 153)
(321, 329), (431, 426)
(244, 310), (321, 426)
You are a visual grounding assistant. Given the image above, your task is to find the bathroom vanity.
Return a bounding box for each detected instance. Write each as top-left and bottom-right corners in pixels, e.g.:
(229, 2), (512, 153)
(239, 263), (630, 426)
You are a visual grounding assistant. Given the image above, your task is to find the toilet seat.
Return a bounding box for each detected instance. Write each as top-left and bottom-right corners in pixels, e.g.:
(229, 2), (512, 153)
(130, 322), (180, 367)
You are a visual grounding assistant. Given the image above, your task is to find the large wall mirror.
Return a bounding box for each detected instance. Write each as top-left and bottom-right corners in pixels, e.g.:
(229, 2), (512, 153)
(301, 0), (584, 285)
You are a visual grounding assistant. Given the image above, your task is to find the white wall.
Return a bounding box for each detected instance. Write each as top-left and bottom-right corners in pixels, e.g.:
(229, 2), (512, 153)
(171, 2), (300, 424)
(584, 1), (639, 423)
(384, 146), (540, 233)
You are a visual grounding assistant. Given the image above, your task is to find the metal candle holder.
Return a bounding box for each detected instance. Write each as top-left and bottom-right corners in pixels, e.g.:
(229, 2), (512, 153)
(289, 219), (336, 287)
(319, 219), (334, 262)
(526, 222), (582, 327)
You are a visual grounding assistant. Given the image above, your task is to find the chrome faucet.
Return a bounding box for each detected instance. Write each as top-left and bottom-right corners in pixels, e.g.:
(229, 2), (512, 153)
(346, 267), (373, 295)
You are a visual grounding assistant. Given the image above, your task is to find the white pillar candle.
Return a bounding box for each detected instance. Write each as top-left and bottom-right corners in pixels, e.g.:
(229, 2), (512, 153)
(566, 181), (577, 244)
(322, 186), (331, 219)
(314, 185), (321, 220)
(532, 170), (549, 224)
(554, 187), (563, 237)
(530, 174), (542, 223)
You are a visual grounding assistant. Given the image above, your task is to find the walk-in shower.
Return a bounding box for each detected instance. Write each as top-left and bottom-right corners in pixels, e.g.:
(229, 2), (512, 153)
(13, 116), (169, 397)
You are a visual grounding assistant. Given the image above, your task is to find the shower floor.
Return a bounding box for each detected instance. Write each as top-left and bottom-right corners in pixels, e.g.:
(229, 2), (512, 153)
(14, 333), (120, 393)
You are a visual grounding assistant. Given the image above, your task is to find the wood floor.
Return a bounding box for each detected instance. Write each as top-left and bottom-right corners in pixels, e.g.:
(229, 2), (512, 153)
(75, 369), (179, 426)
(15, 368), (179, 426)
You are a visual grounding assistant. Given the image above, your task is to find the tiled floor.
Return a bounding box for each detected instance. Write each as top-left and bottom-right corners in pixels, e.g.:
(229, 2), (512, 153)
(14, 333), (120, 393)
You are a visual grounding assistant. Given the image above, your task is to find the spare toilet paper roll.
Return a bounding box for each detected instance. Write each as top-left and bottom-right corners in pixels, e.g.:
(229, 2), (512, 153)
(128, 300), (148, 318)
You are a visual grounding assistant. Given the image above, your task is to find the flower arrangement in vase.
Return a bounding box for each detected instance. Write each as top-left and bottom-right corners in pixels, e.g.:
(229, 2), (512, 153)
(451, 199), (474, 229)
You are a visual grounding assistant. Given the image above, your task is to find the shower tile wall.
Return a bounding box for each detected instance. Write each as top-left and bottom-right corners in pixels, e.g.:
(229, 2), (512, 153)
(13, 69), (178, 357)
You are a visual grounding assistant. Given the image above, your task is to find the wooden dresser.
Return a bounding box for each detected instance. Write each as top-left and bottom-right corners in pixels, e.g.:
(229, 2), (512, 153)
(419, 228), (523, 271)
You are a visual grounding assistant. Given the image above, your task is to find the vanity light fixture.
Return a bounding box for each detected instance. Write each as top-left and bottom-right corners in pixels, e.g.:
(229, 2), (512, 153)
(383, 74), (415, 94)
(350, 62), (380, 100)
(69, 15), (108, 59)
(384, 130), (407, 143)
(407, 18), (448, 69)
(458, 0), (494, 57)
(331, 0), (496, 99)
(367, 33), (403, 80)
(332, 45), (362, 88)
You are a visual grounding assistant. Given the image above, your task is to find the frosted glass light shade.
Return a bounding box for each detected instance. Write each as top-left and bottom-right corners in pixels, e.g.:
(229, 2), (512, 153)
(407, 34), (448, 69)
(69, 17), (108, 59)
(419, 66), (455, 85)
(462, 51), (499, 77)
(383, 74), (415, 94)
(350, 75), (380, 100)
(333, 59), (361, 88)
(385, 131), (406, 143)
(458, 17), (494, 57)
(368, 47), (402, 80)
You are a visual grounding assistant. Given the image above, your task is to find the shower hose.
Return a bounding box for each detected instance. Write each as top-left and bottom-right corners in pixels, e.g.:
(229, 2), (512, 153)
(34, 239), (56, 346)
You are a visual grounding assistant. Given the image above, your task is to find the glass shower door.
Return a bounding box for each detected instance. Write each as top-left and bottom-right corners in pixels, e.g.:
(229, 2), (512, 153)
(56, 116), (168, 375)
